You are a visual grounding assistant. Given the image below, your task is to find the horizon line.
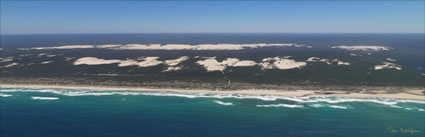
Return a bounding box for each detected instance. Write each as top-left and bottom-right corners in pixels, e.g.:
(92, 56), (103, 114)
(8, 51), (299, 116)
(2, 32), (424, 35)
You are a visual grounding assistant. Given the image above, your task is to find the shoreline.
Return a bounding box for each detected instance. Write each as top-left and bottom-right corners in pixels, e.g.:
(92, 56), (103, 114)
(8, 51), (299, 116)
(1, 83), (424, 100)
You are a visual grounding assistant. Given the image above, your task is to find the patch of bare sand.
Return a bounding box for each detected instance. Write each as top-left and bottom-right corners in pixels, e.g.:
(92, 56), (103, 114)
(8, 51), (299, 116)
(261, 56), (307, 70)
(197, 57), (259, 72)
(74, 57), (122, 65)
(374, 62), (402, 70)
(20, 45), (94, 50)
(19, 43), (309, 51)
(331, 45), (390, 52)
(306, 57), (350, 66)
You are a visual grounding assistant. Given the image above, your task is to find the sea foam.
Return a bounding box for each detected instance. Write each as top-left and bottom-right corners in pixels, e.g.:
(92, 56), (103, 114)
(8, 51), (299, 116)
(0, 93), (12, 97)
(256, 104), (304, 108)
(309, 104), (325, 108)
(31, 96), (59, 100)
(309, 104), (349, 109)
(213, 100), (234, 106)
(328, 105), (348, 109)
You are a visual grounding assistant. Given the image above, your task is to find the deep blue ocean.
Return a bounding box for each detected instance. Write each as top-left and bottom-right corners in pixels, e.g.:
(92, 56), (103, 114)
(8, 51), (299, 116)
(1, 88), (424, 137)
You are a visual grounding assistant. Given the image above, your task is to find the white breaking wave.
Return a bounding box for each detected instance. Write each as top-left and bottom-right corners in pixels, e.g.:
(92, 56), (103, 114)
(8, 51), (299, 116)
(388, 105), (425, 112)
(404, 107), (425, 112)
(405, 108), (413, 110)
(389, 105), (403, 108)
(309, 104), (325, 108)
(0, 93), (12, 97)
(31, 96), (59, 100)
(256, 104), (303, 108)
(310, 104), (348, 109)
(1, 88), (424, 106)
(213, 100), (234, 106)
(396, 99), (425, 104)
(328, 105), (348, 109)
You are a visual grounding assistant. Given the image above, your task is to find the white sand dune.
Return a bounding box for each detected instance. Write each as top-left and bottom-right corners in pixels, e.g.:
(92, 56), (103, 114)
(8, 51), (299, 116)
(19, 54), (34, 57)
(164, 56), (189, 66)
(73, 56), (353, 72)
(96, 44), (122, 48)
(306, 57), (350, 66)
(331, 45), (390, 52)
(349, 53), (361, 56)
(74, 57), (122, 65)
(197, 57), (261, 72)
(331, 59), (350, 66)
(46, 55), (57, 57)
(374, 62), (402, 70)
(20, 45), (94, 50)
(41, 61), (53, 64)
(1, 63), (18, 68)
(306, 57), (321, 62)
(233, 60), (257, 67)
(19, 43), (308, 51)
(196, 57), (227, 72)
(37, 53), (48, 56)
(336, 61), (350, 66)
(197, 56), (308, 71)
(64, 57), (75, 61)
(386, 58), (397, 62)
(0, 57), (14, 63)
(75, 57), (164, 67)
(117, 60), (139, 67)
(135, 57), (163, 67)
(264, 57), (307, 70)
(162, 56), (189, 72)
(307, 57), (331, 64)
(163, 66), (183, 72)
(74, 56), (189, 70)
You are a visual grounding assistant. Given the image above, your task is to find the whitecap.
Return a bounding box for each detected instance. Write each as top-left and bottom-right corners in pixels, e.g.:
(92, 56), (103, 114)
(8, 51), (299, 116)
(406, 107), (425, 112)
(389, 105), (403, 108)
(213, 100), (233, 106)
(309, 104), (324, 108)
(405, 108), (413, 110)
(256, 104), (303, 108)
(0, 93), (12, 97)
(397, 99), (425, 104)
(387, 105), (425, 112)
(289, 97), (398, 105)
(328, 105), (348, 109)
(31, 96), (59, 100)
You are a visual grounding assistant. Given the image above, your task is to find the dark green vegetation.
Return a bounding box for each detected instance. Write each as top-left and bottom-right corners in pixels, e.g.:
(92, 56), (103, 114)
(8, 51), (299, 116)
(1, 34), (424, 90)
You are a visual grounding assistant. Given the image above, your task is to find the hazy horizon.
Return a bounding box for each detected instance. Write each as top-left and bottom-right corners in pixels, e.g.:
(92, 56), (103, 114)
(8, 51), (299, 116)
(1, 32), (425, 36)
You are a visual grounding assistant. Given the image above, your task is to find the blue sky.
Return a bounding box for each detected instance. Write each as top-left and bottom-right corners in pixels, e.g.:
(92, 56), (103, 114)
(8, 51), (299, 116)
(1, 1), (424, 34)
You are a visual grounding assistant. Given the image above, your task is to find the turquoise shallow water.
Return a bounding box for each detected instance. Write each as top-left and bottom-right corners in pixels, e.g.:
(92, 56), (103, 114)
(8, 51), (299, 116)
(1, 88), (424, 137)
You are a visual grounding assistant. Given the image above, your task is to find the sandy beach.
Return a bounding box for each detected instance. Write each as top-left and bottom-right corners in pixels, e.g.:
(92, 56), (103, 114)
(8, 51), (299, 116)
(1, 84), (424, 100)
